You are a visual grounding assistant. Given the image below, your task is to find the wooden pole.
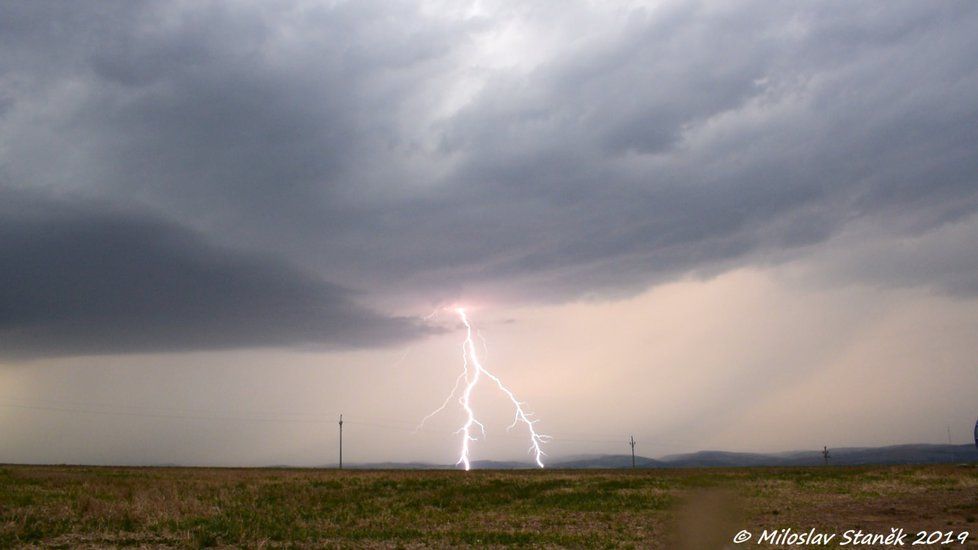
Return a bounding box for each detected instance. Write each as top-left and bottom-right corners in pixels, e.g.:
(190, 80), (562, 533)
(629, 435), (636, 468)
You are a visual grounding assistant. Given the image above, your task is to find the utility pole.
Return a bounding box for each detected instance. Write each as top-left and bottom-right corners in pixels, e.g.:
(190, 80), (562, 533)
(947, 424), (952, 445)
(822, 445), (830, 465)
(339, 414), (344, 470)
(629, 435), (636, 469)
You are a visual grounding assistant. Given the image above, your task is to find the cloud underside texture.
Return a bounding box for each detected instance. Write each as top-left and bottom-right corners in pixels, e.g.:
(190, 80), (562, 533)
(1, 0), (977, 355)
(0, 192), (425, 356)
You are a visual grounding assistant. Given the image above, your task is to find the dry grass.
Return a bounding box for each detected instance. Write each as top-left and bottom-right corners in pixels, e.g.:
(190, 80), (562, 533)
(0, 464), (976, 548)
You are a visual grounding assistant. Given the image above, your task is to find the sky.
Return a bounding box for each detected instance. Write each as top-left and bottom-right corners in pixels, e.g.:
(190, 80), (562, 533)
(1, 0), (977, 466)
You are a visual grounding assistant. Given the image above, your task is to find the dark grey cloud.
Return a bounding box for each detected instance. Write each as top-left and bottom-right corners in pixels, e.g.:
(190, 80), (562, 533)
(2, 0), (978, 353)
(0, 188), (426, 357)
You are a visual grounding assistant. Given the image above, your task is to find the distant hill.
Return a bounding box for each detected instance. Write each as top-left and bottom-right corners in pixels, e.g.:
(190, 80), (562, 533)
(604, 444), (978, 468)
(344, 444), (978, 470)
(655, 450), (780, 468)
(470, 460), (537, 469)
(552, 454), (664, 469)
(345, 461), (449, 470)
(780, 444), (978, 466)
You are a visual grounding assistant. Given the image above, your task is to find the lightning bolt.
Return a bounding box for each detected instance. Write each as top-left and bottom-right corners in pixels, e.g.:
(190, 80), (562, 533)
(422, 307), (550, 470)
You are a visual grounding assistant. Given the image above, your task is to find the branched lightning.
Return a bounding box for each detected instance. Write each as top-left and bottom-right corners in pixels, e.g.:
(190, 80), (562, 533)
(422, 307), (550, 470)
(415, 371), (464, 431)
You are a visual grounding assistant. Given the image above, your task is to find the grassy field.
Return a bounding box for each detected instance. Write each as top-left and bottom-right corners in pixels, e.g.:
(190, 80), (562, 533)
(1, 464), (976, 548)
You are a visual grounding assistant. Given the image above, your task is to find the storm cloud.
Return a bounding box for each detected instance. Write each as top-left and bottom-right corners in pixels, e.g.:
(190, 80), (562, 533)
(2, 0), (978, 354)
(0, 188), (426, 356)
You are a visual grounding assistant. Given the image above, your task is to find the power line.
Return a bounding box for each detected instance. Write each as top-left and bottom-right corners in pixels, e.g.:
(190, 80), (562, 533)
(0, 398), (334, 424)
(0, 396), (697, 450)
(0, 395), (334, 421)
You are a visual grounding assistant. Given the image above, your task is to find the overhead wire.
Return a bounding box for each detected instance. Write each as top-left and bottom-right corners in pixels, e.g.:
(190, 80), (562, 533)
(0, 395), (697, 448)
